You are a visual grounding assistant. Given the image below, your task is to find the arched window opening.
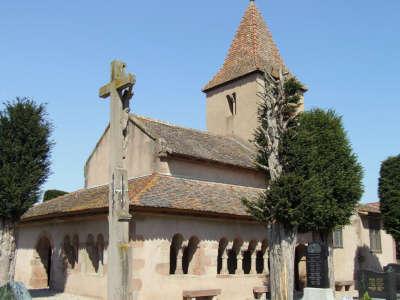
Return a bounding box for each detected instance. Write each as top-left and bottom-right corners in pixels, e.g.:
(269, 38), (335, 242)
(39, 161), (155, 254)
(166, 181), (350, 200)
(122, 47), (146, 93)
(35, 235), (52, 288)
(256, 251), (264, 274)
(169, 234), (184, 274)
(243, 240), (258, 274)
(72, 234), (79, 265)
(62, 235), (75, 269)
(217, 238), (228, 274)
(182, 236), (200, 274)
(228, 238), (243, 274)
(86, 234), (99, 273)
(257, 239), (268, 274)
(96, 234), (105, 266)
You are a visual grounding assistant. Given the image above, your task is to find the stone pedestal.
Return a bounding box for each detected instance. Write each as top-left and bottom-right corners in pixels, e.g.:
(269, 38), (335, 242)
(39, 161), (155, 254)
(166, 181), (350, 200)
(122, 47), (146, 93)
(301, 288), (335, 300)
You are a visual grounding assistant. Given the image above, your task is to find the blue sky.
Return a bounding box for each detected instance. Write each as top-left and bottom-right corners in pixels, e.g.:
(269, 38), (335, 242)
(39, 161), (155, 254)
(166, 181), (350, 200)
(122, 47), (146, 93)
(0, 0), (399, 203)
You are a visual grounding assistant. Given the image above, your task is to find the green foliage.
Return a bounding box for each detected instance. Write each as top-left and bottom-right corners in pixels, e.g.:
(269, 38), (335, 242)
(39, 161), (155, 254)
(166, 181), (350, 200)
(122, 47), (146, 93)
(43, 189), (67, 202)
(245, 108), (363, 232)
(362, 292), (372, 300)
(379, 154), (400, 241)
(0, 98), (53, 221)
(282, 109), (363, 232)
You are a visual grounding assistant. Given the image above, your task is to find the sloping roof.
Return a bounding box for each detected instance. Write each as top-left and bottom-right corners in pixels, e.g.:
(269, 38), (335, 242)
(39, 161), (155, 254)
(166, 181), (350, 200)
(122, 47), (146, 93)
(203, 1), (288, 92)
(22, 174), (263, 221)
(358, 202), (380, 214)
(132, 115), (256, 169)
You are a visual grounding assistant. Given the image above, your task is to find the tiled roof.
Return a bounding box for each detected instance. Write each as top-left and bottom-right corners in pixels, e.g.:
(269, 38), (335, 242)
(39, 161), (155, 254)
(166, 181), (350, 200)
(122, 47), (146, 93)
(22, 174), (263, 221)
(358, 202), (380, 214)
(132, 115), (256, 169)
(203, 1), (288, 92)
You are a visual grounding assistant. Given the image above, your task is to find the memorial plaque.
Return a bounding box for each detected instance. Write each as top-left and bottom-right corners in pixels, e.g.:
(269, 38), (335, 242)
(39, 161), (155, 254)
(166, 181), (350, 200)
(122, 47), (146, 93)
(306, 242), (329, 288)
(358, 269), (399, 300)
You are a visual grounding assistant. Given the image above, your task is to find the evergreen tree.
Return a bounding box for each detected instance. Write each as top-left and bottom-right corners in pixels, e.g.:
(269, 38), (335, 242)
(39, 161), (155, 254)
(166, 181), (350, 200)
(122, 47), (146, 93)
(0, 98), (53, 285)
(243, 71), (305, 300)
(379, 155), (400, 241)
(244, 107), (363, 294)
(43, 189), (67, 202)
(282, 109), (363, 287)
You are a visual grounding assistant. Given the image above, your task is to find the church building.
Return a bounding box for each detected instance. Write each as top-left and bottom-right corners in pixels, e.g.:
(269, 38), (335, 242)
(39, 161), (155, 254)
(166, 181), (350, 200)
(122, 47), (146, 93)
(14, 2), (396, 299)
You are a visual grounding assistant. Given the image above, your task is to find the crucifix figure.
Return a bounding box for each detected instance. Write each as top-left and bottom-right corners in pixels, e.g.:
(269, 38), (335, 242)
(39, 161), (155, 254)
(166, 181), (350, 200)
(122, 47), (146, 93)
(99, 60), (135, 300)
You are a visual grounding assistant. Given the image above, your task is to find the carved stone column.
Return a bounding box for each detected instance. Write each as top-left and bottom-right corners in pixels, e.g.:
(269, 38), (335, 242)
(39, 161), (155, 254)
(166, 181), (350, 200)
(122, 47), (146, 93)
(235, 249), (244, 275)
(176, 241), (187, 275)
(263, 250), (269, 275)
(250, 244), (260, 275)
(220, 242), (231, 275)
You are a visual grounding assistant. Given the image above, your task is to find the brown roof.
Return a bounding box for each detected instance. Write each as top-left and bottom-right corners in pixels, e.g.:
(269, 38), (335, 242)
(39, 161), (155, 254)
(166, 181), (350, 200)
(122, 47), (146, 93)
(358, 202), (381, 214)
(132, 115), (256, 169)
(203, 1), (288, 92)
(22, 174), (263, 221)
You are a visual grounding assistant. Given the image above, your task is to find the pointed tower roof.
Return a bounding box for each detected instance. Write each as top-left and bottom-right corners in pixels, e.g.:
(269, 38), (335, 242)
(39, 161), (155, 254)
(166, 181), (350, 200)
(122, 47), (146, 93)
(203, 1), (289, 92)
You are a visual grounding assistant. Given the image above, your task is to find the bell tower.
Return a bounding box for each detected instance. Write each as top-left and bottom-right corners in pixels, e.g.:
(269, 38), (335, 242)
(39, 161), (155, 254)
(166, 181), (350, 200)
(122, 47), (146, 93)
(203, 0), (292, 142)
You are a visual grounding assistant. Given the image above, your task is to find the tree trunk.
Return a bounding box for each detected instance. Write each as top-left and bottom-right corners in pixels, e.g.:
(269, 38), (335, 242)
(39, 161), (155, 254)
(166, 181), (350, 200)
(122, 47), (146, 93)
(0, 218), (17, 286)
(325, 232), (335, 290)
(268, 222), (297, 300)
(318, 231), (335, 290)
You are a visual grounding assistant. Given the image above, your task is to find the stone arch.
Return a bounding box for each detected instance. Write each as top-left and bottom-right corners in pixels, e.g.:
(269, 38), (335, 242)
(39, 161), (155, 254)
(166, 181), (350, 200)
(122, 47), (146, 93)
(169, 234), (184, 274)
(72, 234), (79, 265)
(243, 239), (258, 274)
(217, 237), (228, 274)
(32, 234), (53, 288)
(228, 237), (243, 274)
(96, 234), (105, 266)
(182, 236), (200, 274)
(62, 235), (76, 269)
(295, 243), (307, 292)
(257, 239), (268, 274)
(86, 234), (99, 273)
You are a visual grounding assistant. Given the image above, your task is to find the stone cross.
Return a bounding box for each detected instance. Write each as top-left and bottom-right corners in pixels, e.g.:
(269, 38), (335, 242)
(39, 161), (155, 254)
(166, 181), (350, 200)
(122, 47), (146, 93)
(99, 60), (135, 300)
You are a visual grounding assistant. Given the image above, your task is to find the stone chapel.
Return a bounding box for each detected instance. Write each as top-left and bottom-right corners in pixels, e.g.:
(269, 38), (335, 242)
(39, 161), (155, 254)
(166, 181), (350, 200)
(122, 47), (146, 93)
(14, 1), (396, 299)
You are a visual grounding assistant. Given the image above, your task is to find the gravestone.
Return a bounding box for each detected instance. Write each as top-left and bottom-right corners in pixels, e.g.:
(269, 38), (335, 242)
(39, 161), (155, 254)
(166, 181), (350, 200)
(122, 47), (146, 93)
(306, 242), (329, 288)
(358, 269), (400, 300)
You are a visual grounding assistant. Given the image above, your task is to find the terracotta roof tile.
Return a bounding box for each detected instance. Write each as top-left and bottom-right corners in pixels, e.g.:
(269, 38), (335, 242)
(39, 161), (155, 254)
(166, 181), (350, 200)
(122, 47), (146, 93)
(203, 1), (288, 92)
(132, 115), (256, 169)
(358, 202), (381, 214)
(22, 174), (263, 221)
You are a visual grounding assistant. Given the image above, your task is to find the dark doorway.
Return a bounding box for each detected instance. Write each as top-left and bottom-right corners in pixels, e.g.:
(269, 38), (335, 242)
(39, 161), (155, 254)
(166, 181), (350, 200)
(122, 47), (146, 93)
(35, 236), (52, 288)
(295, 244), (307, 292)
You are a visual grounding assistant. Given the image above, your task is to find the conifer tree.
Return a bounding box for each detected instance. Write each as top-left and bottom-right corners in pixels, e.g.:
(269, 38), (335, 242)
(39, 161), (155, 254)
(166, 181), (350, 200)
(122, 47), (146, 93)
(243, 71), (305, 300)
(244, 88), (362, 298)
(0, 98), (53, 285)
(282, 109), (363, 287)
(43, 189), (67, 202)
(379, 155), (400, 242)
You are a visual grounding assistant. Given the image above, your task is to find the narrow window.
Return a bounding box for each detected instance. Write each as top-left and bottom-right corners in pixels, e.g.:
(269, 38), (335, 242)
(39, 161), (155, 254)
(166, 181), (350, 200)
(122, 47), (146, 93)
(226, 92), (237, 115)
(369, 218), (382, 253)
(333, 228), (343, 248)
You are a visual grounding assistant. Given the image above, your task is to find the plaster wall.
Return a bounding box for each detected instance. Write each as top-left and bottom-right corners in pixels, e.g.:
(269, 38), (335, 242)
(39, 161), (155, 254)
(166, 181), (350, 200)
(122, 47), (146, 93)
(85, 122), (157, 188)
(15, 212), (396, 299)
(164, 157), (265, 188)
(333, 214), (395, 285)
(132, 213), (268, 300)
(15, 217), (108, 299)
(206, 72), (264, 142)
